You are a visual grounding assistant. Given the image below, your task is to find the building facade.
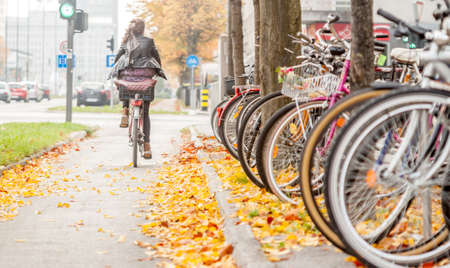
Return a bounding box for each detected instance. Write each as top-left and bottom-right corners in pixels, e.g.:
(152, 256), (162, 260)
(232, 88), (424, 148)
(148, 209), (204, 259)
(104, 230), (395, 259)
(241, 0), (441, 66)
(4, 0), (118, 94)
(0, 0), (7, 80)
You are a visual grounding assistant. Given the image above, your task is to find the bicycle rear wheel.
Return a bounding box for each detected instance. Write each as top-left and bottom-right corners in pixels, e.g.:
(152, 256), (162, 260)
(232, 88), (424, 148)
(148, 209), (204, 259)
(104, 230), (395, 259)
(132, 117), (139, 168)
(326, 89), (450, 267)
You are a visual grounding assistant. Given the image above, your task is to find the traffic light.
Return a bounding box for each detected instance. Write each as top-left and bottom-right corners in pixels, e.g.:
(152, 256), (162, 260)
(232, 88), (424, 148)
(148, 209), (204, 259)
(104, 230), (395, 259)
(59, 0), (76, 20)
(107, 37), (115, 53)
(74, 10), (88, 33)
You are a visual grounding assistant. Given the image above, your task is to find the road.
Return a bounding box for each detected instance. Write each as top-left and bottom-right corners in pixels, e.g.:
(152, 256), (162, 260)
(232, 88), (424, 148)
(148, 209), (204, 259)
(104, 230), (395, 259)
(0, 99), (211, 268)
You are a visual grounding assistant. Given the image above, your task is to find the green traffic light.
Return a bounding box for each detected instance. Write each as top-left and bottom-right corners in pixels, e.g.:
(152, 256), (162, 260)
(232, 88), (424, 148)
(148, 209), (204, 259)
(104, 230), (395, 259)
(60, 3), (75, 19)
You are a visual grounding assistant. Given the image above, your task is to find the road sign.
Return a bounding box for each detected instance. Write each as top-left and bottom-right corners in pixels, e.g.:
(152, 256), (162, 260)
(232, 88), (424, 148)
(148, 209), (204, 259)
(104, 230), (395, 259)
(58, 55), (67, 68)
(106, 55), (115, 68)
(57, 54), (76, 68)
(186, 55), (199, 68)
(59, 41), (68, 54)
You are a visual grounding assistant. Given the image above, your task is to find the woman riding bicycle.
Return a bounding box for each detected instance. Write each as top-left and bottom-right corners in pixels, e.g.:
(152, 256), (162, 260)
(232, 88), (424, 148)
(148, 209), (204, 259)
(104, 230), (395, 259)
(110, 18), (167, 159)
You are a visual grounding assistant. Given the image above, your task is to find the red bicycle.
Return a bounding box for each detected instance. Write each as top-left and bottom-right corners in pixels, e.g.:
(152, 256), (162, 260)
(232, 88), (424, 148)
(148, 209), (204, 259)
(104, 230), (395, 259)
(114, 78), (157, 167)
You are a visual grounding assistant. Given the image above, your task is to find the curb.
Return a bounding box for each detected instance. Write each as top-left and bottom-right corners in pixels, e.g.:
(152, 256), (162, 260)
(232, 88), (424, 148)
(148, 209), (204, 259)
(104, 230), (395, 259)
(198, 152), (275, 268)
(0, 130), (88, 174)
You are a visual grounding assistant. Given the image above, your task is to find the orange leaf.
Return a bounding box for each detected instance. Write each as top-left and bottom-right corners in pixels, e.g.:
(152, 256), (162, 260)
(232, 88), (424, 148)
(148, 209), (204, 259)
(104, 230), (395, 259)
(366, 169), (377, 188)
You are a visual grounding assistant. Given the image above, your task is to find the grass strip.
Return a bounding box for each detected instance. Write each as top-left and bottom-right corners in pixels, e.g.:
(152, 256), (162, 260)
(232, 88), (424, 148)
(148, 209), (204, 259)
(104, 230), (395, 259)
(0, 122), (91, 166)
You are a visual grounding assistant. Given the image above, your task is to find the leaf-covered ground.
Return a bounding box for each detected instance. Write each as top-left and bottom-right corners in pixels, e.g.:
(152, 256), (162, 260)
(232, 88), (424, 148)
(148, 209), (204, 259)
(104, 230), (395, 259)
(137, 135), (235, 267)
(205, 152), (328, 262)
(0, 143), (78, 221)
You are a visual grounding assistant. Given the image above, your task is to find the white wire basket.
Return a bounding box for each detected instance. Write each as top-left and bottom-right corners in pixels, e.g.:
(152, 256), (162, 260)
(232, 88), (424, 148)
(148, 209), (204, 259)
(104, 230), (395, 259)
(281, 65), (341, 101)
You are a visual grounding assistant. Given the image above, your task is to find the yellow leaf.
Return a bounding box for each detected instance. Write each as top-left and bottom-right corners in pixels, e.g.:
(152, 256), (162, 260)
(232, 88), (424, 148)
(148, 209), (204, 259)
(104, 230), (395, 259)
(57, 202), (70, 208)
(117, 235), (126, 243)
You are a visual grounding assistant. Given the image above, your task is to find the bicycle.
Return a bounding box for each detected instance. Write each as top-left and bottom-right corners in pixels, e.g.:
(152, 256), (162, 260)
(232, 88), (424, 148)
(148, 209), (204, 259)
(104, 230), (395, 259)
(215, 69), (261, 159)
(324, 6), (450, 266)
(114, 78), (157, 168)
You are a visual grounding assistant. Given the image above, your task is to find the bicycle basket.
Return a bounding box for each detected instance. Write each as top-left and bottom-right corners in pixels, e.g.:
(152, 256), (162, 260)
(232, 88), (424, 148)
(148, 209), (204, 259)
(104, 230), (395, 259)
(281, 71), (341, 101)
(119, 86), (154, 102)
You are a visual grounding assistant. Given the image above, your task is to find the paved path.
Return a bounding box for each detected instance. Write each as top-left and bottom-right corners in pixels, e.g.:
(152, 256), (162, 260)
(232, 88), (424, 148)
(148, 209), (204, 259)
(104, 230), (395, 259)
(0, 100), (210, 267)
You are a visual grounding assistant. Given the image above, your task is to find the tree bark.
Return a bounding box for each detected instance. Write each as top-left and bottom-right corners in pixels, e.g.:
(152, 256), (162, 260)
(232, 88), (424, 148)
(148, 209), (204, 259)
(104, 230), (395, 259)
(259, 0), (301, 119)
(227, 0), (234, 77)
(350, 0), (374, 90)
(259, 0), (301, 95)
(230, 0), (246, 85)
(253, 0), (260, 85)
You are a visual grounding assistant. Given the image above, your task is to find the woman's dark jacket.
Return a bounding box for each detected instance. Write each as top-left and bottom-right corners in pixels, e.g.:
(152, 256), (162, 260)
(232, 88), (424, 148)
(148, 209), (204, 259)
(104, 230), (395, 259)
(110, 35), (167, 80)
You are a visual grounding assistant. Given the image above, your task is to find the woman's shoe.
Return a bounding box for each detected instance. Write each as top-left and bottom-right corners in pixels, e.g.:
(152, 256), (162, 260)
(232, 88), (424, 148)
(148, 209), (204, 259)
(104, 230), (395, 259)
(143, 143), (152, 159)
(120, 108), (129, 128)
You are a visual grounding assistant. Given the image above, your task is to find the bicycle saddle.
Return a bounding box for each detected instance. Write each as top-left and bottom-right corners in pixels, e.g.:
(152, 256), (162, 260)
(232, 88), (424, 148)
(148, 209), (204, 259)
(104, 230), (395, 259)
(114, 79), (157, 91)
(329, 46), (346, 56)
(391, 48), (423, 64)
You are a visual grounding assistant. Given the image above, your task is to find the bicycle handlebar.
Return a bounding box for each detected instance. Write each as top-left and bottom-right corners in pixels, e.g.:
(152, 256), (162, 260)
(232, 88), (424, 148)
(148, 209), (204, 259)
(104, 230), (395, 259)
(377, 9), (428, 37)
(377, 9), (402, 25)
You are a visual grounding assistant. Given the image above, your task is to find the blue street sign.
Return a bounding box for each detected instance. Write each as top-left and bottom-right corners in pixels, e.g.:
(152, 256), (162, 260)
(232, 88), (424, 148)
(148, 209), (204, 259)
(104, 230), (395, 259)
(57, 54), (76, 68)
(58, 55), (67, 68)
(186, 55), (199, 68)
(106, 55), (115, 68)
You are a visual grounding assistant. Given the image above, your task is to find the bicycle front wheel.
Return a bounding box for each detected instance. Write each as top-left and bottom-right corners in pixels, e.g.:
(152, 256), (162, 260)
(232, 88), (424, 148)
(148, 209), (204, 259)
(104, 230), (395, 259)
(219, 91), (259, 159)
(299, 88), (390, 252)
(326, 89), (450, 267)
(237, 91), (291, 188)
(211, 99), (228, 143)
(256, 100), (326, 204)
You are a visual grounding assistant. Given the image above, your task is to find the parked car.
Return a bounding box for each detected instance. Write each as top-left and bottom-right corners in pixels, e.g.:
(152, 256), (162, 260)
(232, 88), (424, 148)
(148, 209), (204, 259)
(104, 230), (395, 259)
(8, 82), (28, 102)
(0, 81), (11, 103)
(38, 84), (51, 100)
(77, 82), (113, 106)
(22, 82), (44, 102)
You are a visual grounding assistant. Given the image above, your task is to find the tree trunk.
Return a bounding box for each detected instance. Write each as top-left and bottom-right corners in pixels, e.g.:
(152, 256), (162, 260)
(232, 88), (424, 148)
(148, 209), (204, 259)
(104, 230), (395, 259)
(259, 0), (301, 119)
(230, 0), (246, 85)
(350, 0), (374, 90)
(227, 0), (234, 77)
(253, 0), (260, 85)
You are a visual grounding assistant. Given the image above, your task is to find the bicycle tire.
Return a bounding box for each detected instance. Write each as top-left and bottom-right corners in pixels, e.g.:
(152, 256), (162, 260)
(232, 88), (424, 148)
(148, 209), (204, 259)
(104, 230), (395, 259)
(211, 99), (228, 143)
(132, 117), (139, 168)
(326, 89), (450, 266)
(256, 101), (325, 203)
(443, 178), (450, 230)
(299, 88), (390, 252)
(219, 91), (259, 159)
(255, 102), (298, 192)
(237, 91), (290, 188)
(235, 96), (261, 137)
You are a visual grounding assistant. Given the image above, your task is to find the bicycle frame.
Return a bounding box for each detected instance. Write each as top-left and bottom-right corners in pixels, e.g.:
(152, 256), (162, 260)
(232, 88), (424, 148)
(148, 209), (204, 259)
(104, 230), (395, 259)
(129, 94), (144, 151)
(217, 86), (260, 127)
(293, 53), (351, 154)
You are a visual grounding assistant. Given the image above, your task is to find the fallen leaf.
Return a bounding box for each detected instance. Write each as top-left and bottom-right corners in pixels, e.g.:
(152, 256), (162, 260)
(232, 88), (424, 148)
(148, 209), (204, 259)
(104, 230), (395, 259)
(117, 235), (126, 243)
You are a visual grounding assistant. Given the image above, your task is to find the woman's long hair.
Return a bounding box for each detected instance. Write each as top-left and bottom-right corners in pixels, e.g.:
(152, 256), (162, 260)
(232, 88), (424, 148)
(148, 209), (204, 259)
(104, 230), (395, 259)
(121, 18), (146, 45)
